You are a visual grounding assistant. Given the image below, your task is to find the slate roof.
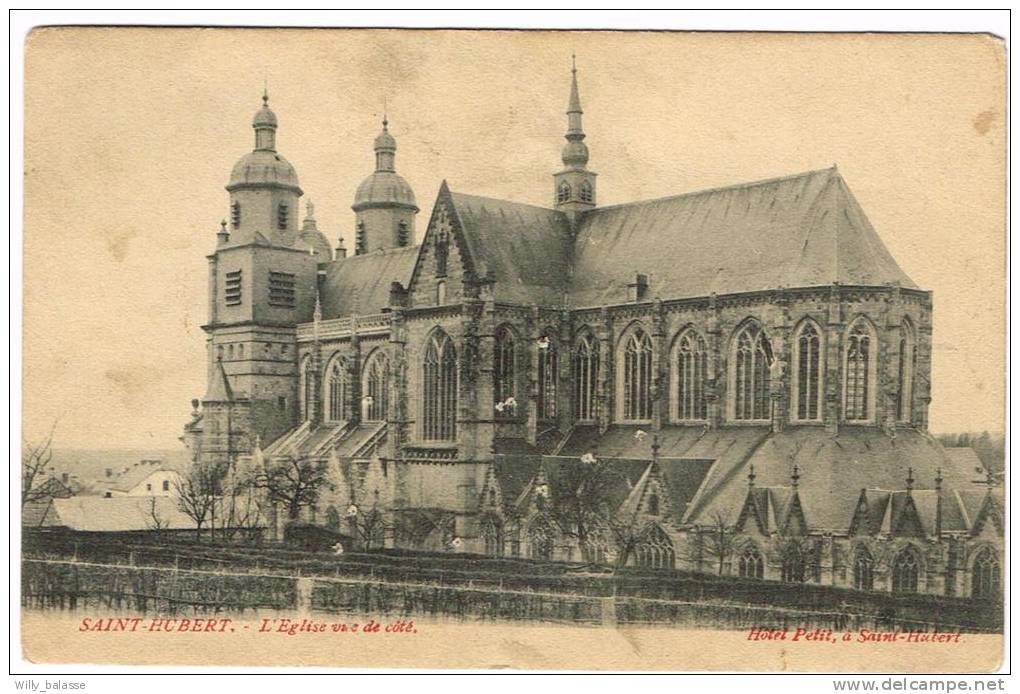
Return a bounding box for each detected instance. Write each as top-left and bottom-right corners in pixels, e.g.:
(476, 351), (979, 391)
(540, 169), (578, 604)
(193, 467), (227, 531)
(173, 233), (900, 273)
(107, 460), (183, 493)
(943, 447), (989, 483)
(320, 246), (418, 319)
(567, 167), (917, 306)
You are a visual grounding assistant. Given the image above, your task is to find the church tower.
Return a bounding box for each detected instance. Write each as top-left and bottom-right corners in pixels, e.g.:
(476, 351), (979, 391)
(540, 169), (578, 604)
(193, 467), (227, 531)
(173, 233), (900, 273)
(554, 57), (597, 225)
(200, 91), (321, 461)
(351, 117), (419, 254)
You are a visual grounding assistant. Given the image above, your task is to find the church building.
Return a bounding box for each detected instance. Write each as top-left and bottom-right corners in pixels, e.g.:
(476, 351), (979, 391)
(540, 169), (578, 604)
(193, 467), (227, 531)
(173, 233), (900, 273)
(182, 64), (1002, 600)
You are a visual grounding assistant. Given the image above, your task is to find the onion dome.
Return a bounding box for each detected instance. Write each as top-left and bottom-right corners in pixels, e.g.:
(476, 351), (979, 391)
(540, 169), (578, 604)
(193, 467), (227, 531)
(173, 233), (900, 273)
(226, 91), (302, 194)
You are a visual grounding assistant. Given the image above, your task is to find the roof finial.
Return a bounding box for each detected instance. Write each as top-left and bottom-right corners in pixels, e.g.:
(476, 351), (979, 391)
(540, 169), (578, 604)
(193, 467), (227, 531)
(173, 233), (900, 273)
(747, 464), (756, 489)
(572, 52), (577, 74)
(906, 466), (915, 493)
(306, 199), (315, 220)
(262, 75), (269, 106)
(382, 95), (388, 130)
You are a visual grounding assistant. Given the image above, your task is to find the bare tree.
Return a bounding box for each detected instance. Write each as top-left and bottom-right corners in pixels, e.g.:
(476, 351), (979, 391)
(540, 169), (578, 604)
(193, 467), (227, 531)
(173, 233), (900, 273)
(550, 460), (624, 564)
(349, 501), (386, 551)
(22, 425), (56, 506)
(175, 461), (225, 540)
(145, 497), (170, 539)
(254, 455), (329, 521)
(701, 511), (738, 575)
(607, 512), (657, 569)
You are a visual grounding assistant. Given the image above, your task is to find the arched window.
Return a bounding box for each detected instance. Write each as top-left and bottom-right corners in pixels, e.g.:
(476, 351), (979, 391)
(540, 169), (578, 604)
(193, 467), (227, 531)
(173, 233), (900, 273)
(528, 515), (556, 560)
(634, 526), (676, 569)
(581, 521), (608, 563)
(573, 333), (599, 421)
(436, 279), (447, 305)
(481, 516), (503, 557)
(891, 547), (921, 593)
(674, 328), (708, 421)
(622, 327), (653, 421)
(738, 546), (765, 579)
(732, 321), (773, 421)
(557, 181), (572, 204)
(897, 319), (916, 423)
(299, 355), (314, 421)
(537, 333), (558, 420)
(325, 355), (349, 422)
(844, 318), (877, 422)
(793, 320), (823, 421)
(397, 220), (410, 247)
(494, 326), (516, 414)
(781, 543), (806, 583)
(422, 331), (457, 441)
(579, 180), (593, 203)
(853, 546), (874, 591)
(362, 350), (389, 422)
(971, 547), (1000, 600)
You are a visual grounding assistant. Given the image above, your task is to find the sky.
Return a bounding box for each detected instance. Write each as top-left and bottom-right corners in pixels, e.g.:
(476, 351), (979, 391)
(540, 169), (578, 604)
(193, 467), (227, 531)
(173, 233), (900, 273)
(22, 28), (1005, 449)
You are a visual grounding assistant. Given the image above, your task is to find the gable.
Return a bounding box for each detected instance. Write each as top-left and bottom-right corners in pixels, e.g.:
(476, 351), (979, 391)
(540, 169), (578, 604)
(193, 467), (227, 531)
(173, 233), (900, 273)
(406, 185), (474, 307)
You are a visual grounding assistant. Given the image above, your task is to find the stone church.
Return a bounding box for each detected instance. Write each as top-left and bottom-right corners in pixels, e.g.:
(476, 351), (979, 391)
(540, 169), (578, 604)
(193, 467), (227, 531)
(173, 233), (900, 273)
(182, 64), (1002, 600)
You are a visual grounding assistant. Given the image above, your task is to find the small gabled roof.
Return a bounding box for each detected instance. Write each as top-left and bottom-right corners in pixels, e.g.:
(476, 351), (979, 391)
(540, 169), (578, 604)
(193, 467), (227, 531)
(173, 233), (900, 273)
(46, 496), (199, 532)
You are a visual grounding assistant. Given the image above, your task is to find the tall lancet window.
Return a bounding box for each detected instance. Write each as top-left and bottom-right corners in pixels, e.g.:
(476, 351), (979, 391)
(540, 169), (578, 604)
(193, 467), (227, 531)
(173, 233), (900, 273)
(325, 355), (349, 422)
(422, 330), (457, 441)
(674, 328), (708, 421)
(732, 321), (773, 421)
(897, 319), (916, 423)
(299, 355), (314, 421)
(362, 350), (389, 422)
(622, 327), (653, 421)
(844, 318), (877, 422)
(794, 320), (823, 421)
(537, 334), (558, 420)
(494, 326), (516, 415)
(573, 333), (599, 421)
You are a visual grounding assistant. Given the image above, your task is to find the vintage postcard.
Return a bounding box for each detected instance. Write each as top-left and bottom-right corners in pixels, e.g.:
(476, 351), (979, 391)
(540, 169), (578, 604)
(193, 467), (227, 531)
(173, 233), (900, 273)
(18, 26), (1006, 672)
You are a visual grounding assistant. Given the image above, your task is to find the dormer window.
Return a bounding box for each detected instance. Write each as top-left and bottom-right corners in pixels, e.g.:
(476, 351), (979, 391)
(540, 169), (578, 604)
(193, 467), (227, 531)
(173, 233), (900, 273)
(627, 273), (649, 302)
(231, 201), (241, 229)
(277, 202), (288, 230)
(557, 182), (572, 203)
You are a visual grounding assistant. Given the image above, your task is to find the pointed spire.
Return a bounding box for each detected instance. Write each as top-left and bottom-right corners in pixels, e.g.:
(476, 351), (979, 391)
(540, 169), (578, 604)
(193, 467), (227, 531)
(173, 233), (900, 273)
(568, 53), (582, 115)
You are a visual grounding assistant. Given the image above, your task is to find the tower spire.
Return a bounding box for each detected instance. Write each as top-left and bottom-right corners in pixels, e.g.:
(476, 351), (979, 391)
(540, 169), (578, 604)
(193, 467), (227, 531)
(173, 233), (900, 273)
(554, 55), (596, 220)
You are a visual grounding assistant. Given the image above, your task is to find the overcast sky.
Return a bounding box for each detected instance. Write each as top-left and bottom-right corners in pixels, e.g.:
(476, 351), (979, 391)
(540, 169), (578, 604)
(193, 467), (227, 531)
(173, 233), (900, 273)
(22, 28), (1005, 449)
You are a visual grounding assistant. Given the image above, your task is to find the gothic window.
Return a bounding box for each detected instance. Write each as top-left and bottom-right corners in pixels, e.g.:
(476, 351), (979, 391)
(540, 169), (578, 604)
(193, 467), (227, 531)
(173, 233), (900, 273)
(277, 202), (288, 230)
(325, 355), (349, 422)
(622, 327), (653, 421)
(971, 547), (1000, 600)
(231, 201), (241, 228)
(362, 350), (389, 422)
(422, 330), (457, 441)
(897, 319), (916, 423)
(528, 515), (556, 560)
(573, 333), (599, 421)
(891, 546), (921, 593)
(793, 320), (823, 421)
(781, 544), (806, 583)
(581, 521), (608, 563)
(397, 220), (410, 247)
(482, 516), (503, 557)
(732, 321), (772, 421)
(557, 181), (572, 204)
(738, 546), (765, 579)
(355, 221), (366, 255)
(299, 355), (314, 421)
(579, 180), (593, 203)
(674, 328), (708, 421)
(436, 279), (447, 305)
(844, 318), (877, 422)
(435, 233), (449, 277)
(634, 526), (676, 569)
(494, 326), (516, 414)
(537, 334), (558, 420)
(853, 546), (875, 591)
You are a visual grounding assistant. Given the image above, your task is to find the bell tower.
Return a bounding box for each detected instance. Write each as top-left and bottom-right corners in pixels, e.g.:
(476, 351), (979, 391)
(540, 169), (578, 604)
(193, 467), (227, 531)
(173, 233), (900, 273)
(554, 56), (597, 226)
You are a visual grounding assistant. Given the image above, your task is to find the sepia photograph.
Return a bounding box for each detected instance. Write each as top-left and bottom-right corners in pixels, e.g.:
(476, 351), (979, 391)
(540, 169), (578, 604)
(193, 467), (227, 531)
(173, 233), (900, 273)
(12, 14), (1008, 678)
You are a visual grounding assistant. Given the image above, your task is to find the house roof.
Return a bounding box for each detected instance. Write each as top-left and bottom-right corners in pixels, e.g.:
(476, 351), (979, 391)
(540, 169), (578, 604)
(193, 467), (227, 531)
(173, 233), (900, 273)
(107, 461), (183, 493)
(46, 496), (198, 532)
(567, 167), (917, 306)
(319, 245), (418, 319)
